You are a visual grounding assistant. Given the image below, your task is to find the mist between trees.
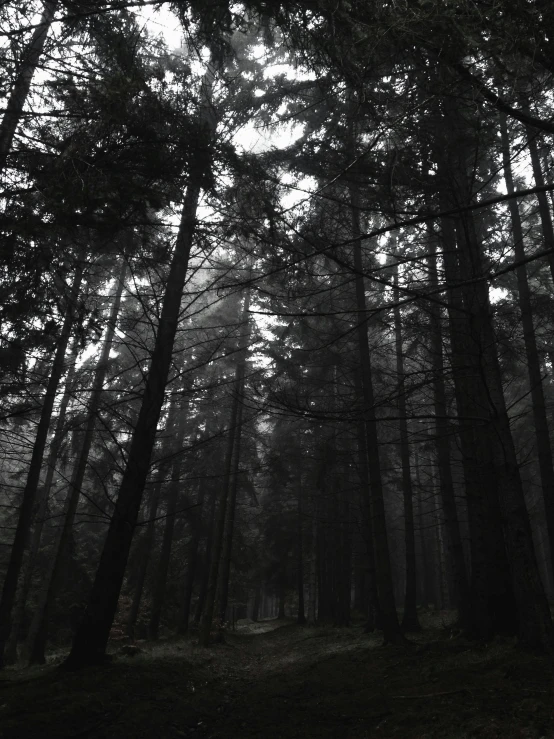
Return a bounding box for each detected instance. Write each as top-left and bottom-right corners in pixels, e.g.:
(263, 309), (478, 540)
(1, 0), (554, 672)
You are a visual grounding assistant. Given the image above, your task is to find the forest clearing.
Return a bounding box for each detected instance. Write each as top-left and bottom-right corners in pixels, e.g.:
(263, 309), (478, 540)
(1, 616), (554, 738)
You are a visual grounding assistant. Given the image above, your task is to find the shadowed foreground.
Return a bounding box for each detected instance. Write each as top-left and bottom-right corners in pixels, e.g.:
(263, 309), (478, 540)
(1, 618), (553, 738)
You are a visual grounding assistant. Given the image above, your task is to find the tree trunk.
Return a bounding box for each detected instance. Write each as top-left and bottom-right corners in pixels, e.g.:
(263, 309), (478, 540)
(526, 127), (554, 283)
(296, 457), (306, 625)
(307, 512), (317, 624)
(200, 375), (243, 643)
(0, 0), (58, 175)
(4, 337), (79, 665)
(278, 581), (286, 619)
(432, 468), (449, 610)
(194, 482), (217, 625)
(335, 473), (351, 627)
(392, 257), (420, 632)
(353, 531), (367, 615)
(149, 402), (189, 640)
(178, 471), (207, 634)
(216, 287), (251, 623)
(26, 262), (126, 665)
(502, 115), (554, 583)
(350, 191), (404, 644)
(414, 451), (435, 607)
(62, 55), (221, 667)
(426, 231), (470, 626)
(456, 206), (553, 649)
(251, 585), (261, 622)
(127, 475), (163, 640)
(434, 78), (552, 645)
(62, 179), (204, 668)
(354, 370), (379, 632)
(440, 209), (516, 639)
(316, 448), (334, 624)
(0, 262), (83, 668)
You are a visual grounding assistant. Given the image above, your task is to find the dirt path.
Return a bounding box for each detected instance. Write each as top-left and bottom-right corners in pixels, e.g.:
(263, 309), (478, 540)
(1, 620), (553, 738)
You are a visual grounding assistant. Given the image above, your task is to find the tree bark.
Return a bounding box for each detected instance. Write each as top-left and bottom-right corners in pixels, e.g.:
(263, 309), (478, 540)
(4, 337), (79, 665)
(178, 470), (207, 634)
(350, 191), (404, 644)
(278, 580), (286, 619)
(194, 482), (217, 625)
(501, 113), (554, 590)
(307, 511), (317, 624)
(127, 474), (163, 640)
(216, 287), (251, 623)
(456, 206), (553, 649)
(62, 180), (203, 668)
(296, 454), (306, 625)
(26, 261), (126, 665)
(434, 76), (552, 645)
(148, 401), (189, 640)
(251, 585), (261, 622)
(392, 257), (420, 632)
(440, 209), (515, 639)
(0, 261), (83, 668)
(354, 370), (379, 632)
(426, 231), (470, 626)
(200, 364), (244, 644)
(414, 450), (435, 607)
(316, 447), (335, 623)
(0, 0), (58, 175)
(526, 127), (554, 284)
(432, 467), (450, 610)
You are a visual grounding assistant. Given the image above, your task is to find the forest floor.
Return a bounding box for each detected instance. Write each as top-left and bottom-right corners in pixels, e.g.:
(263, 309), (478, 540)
(1, 611), (554, 738)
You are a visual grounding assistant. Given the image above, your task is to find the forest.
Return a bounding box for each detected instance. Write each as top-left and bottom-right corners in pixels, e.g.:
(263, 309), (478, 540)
(2, 1), (554, 737)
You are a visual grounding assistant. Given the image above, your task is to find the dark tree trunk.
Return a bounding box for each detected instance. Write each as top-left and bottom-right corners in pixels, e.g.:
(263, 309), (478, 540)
(335, 474), (351, 627)
(431, 470), (450, 610)
(501, 116), (554, 584)
(0, 262), (83, 668)
(440, 209), (515, 639)
(350, 191), (404, 644)
(316, 450), (334, 624)
(216, 288), (251, 623)
(307, 510), (317, 624)
(433, 92), (515, 638)
(433, 77), (552, 646)
(414, 452), (435, 607)
(4, 338), (79, 665)
(62, 181), (203, 669)
(392, 257), (420, 632)
(200, 368), (243, 643)
(178, 472), (206, 634)
(194, 482), (217, 625)
(458, 209), (551, 647)
(62, 57), (221, 667)
(149, 402), (189, 640)
(354, 371), (379, 632)
(526, 127), (554, 283)
(200, 292), (250, 646)
(25, 263), (126, 665)
(296, 458), (306, 625)
(0, 0), (58, 174)
(251, 586), (261, 622)
(353, 533), (368, 615)
(426, 231), (470, 627)
(278, 581), (286, 619)
(127, 475), (163, 640)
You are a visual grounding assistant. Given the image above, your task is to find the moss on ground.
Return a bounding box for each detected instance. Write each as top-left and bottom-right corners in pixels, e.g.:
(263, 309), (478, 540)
(1, 616), (553, 738)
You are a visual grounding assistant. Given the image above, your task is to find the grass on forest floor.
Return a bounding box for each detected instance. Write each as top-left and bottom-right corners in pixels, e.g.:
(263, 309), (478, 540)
(0, 612), (553, 738)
